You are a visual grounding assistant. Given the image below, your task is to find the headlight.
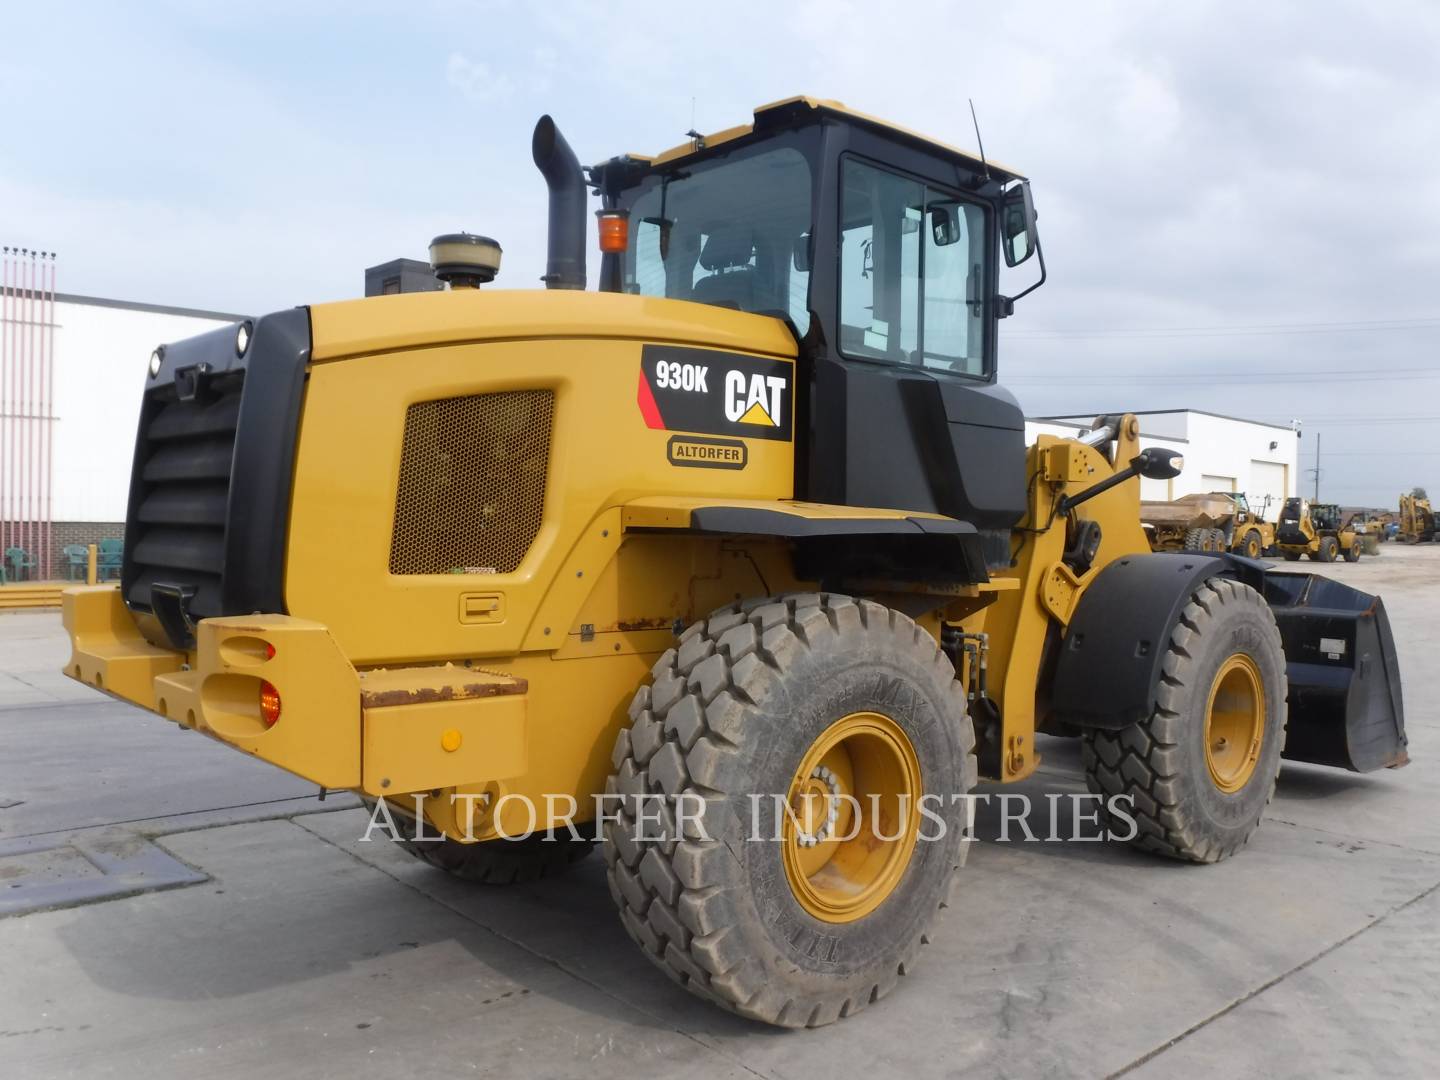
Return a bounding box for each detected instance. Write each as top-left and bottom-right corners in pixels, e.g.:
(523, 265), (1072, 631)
(236, 321), (251, 356)
(148, 349), (163, 378)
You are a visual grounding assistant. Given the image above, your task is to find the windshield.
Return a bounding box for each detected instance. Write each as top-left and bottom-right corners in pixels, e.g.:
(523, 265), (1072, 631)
(621, 145), (813, 335)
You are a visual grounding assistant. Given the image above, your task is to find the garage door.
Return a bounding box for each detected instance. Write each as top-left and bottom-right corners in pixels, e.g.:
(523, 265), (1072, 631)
(1249, 461), (1288, 520)
(1201, 473), (1236, 493)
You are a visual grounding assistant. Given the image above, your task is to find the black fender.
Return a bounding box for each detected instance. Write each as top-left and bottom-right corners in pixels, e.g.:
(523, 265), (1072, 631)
(671, 505), (992, 585)
(1051, 551), (1266, 729)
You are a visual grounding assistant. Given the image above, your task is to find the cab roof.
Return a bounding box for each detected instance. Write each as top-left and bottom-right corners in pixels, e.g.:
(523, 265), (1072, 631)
(630, 96), (1025, 181)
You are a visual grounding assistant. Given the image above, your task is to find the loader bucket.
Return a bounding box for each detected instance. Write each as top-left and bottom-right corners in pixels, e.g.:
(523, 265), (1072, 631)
(1264, 573), (1408, 772)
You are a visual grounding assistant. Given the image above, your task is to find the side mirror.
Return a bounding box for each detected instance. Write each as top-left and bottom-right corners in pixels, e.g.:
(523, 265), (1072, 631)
(1001, 182), (1038, 267)
(792, 232), (812, 272)
(929, 203), (962, 246)
(1132, 447), (1185, 480)
(1060, 445), (1185, 514)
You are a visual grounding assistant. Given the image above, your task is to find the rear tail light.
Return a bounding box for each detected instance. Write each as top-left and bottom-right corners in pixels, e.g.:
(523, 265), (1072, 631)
(260, 644), (280, 726)
(259, 681), (282, 728)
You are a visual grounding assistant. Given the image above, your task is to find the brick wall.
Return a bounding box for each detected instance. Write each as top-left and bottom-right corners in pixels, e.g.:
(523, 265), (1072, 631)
(2, 521), (125, 581)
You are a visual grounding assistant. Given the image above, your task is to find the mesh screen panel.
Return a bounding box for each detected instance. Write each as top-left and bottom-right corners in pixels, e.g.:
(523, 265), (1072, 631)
(389, 390), (554, 575)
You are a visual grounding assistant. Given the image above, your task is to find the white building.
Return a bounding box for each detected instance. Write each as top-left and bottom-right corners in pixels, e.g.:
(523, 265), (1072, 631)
(1027, 410), (1300, 518)
(52, 294), (244, 521)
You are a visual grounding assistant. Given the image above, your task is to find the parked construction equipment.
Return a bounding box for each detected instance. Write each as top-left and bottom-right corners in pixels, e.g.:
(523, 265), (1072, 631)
(60, 98), (1409, 1028)
(1276, 498), (1363, 562)
(1141, 491), (1274, 557)
(1398, 494), (1436, 544)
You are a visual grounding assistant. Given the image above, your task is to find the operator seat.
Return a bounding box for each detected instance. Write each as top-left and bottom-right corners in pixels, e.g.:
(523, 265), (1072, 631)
(691, 227), (759, 311)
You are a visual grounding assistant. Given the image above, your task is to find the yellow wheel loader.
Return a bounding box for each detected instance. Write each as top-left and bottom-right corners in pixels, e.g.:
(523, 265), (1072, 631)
(1276, 498), (1362, 563)
(62, 98), (1409, 1028)
(1225, 492), (1277, 558)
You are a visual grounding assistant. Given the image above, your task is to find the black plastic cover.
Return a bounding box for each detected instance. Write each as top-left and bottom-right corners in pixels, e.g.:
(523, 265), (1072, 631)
(122, 307), (310, 641)
(660, 504), (990, 585)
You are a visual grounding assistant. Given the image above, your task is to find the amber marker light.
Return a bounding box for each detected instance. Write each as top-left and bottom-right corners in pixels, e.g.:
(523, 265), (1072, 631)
(596, 209), (630, 254)
(260, 642), (280, 727)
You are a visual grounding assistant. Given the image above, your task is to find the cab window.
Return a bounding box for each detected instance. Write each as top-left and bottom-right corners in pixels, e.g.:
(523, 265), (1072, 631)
(838, 157), (988, 376)
(625, 146), (812, 336)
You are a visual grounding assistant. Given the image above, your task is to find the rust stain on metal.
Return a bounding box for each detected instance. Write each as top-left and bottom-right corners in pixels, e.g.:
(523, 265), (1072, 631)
(362, 671), (528, 709)
(613, 617), (672, 633)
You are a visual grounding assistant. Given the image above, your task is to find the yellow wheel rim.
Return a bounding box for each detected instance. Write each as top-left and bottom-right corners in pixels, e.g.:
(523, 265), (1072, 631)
(1204, 654), (1265, 793)
(781, 711), (921, 923)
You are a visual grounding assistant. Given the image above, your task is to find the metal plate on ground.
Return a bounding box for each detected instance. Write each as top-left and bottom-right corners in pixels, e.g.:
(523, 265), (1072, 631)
(0, 831), (207, 916)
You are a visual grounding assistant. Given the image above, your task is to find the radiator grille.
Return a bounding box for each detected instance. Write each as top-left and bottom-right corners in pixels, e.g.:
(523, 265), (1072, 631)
(127, 377), (243, 617)
(389, 390), (555, 576)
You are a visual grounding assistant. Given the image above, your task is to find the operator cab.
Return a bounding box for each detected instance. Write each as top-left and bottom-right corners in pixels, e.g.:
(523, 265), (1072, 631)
(587, 98), (1045, 567)
(1312, 503), (1343, 531)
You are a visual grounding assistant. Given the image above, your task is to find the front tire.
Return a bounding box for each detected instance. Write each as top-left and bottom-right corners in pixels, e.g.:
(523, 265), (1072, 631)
(1344, 540), (1362, 563)
(603, 594), (975, 1028)
(1083, 577), (1288, 863)
(1241, 530), (1263, 559)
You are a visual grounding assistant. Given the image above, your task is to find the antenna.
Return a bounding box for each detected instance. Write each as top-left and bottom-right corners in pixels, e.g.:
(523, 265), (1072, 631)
(968, 98), (990, 182)
(685, 97), (706, 150)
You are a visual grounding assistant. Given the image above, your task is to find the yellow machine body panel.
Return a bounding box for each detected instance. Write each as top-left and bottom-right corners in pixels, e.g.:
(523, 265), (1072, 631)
(307, 289), (798, 364)
(289, 293), (799, 666)
(971, 422), (1152, 780)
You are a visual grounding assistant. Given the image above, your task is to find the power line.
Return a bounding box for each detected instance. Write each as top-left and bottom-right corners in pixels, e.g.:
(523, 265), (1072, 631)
(1008, 367), (1440, 385)
(1023, 315), (1440, 333)
(1283, 417), (1440, 425)
(1252, 413), (1440, 421)
(1008, 315), (1440, 341)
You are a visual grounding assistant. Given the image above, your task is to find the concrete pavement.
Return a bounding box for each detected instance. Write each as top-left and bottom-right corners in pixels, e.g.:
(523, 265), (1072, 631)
(2, 546), (1438, 1078)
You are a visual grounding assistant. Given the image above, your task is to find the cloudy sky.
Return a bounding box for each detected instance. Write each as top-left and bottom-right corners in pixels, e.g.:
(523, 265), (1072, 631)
(4, 0), (1437, 505)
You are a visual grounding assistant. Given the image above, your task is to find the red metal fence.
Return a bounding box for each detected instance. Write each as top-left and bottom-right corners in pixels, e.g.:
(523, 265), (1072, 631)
(1, 248), (57, 581)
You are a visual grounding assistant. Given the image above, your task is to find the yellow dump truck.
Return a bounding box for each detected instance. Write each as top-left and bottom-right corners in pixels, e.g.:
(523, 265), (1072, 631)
(1141, 491), (1275, 557)
(63, 98), (1409, 1028)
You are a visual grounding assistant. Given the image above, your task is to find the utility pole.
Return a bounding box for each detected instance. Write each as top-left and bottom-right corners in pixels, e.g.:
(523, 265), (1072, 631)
(1304, 431), (1322, 503)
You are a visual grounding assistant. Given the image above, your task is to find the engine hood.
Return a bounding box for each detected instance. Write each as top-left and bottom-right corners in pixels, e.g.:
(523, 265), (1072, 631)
(308, 289), (799, 364)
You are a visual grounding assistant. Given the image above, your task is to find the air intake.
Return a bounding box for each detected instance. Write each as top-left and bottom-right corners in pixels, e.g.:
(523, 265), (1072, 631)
(389, 390), (555, 576)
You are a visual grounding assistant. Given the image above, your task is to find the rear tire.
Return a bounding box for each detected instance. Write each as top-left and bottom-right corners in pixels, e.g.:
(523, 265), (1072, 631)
(1083, 577), (1288, 863)
(1312, 536), (1339, 562)
(1241, 530), (1263, 559)
(602, 593), (974, 1028)
(399, 832), (594, 884)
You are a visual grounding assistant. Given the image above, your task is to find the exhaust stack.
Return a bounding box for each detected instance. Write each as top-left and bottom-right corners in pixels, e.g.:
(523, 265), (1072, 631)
(532, 115), (587, 290)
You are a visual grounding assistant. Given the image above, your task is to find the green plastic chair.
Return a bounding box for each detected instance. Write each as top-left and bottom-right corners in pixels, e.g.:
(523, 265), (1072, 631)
(5, 547), (37, 582)
(63, 544), (89, 581)
(97, 538), (124, 582)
